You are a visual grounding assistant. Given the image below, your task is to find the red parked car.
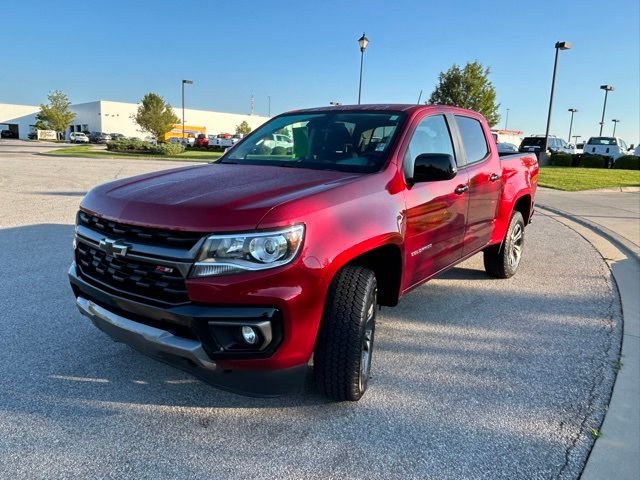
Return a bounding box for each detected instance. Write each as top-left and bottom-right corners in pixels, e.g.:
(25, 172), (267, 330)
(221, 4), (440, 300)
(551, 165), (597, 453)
(194, 133), (208, 147)
(69, 104), (538, 401)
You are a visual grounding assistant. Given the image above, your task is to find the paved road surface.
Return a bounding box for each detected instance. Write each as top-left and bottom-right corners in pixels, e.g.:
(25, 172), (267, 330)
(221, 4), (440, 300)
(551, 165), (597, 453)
(537, 188), (640, 248)
(0, 140), (622, 479)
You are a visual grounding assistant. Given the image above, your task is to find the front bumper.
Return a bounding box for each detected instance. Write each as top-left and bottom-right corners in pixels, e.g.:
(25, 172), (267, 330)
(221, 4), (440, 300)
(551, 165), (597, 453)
(69, 264), (308, 396)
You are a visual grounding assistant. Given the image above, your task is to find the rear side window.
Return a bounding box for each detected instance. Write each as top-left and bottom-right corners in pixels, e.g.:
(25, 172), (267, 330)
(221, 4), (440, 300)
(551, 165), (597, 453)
(455, 116), (489, 163)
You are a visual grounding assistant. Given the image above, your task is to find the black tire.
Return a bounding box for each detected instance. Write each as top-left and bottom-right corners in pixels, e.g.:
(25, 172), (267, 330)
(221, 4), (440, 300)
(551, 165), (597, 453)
(483, 211), (525, 279)
(314, 265), (377, 401)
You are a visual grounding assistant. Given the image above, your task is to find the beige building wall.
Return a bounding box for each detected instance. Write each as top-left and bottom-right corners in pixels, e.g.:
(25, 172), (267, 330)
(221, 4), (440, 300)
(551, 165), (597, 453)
(0, 101), (270, 139)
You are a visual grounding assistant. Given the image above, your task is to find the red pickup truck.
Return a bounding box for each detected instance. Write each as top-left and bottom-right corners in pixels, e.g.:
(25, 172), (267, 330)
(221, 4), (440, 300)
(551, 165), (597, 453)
(69, 104), (538, 401)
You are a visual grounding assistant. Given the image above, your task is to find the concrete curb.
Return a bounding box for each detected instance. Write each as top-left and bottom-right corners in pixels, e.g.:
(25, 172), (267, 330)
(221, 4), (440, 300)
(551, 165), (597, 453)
(537, 204), (640, 480)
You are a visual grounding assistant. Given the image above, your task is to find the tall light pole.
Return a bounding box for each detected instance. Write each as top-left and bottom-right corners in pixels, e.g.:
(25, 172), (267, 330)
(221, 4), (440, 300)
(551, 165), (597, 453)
(599, 84), (614, 135)
(181, 79), (193, 141)
(612, 118), (620, 136)
(543, 41), (572, 152)
(504, 108), (510, 130)
(567, 108), (578, 142)
(572, 135), (581, 146)
(357, 33), (369, 105)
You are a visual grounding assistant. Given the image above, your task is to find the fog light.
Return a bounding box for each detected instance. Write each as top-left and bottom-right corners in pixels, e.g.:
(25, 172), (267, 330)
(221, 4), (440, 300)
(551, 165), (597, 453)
(241, 326), (258, 345)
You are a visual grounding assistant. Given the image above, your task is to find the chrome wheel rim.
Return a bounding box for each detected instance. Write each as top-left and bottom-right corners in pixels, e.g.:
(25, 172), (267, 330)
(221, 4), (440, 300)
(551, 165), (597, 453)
(359, 288), (377, 393)
(509, 223), (524, 269)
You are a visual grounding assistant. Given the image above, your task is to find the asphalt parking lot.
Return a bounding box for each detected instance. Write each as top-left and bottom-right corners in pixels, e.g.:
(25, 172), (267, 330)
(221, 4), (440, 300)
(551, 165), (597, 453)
(0, 140), (622, 479)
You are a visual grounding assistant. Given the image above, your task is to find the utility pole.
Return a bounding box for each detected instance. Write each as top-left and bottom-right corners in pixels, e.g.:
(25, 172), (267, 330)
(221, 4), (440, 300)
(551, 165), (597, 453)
(599, 85), (614, 135)
(567, 108), (577, 142)
(544, 41), (572, 151)
(612, 119), (620, 136)
(181, 79), (193, 142)
(357, 33), (369, 104)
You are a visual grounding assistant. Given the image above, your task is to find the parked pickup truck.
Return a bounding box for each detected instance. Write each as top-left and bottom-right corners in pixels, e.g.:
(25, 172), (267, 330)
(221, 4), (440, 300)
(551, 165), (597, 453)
(69, 105), (538, 401)
(583, 136), (632, 165)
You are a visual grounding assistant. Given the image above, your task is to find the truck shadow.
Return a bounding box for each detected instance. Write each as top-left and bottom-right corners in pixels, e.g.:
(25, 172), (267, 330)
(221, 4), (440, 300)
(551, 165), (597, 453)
(0, 222), (622, 421)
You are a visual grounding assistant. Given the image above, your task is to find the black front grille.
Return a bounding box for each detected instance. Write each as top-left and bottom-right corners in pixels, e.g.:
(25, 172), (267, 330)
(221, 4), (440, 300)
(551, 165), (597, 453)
(75, 243), (189, 305)
(77, 211), (203, 249)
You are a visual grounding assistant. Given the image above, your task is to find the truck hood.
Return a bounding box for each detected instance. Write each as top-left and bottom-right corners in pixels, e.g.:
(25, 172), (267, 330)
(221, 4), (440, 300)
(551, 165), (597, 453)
(81, 163), (360, 232)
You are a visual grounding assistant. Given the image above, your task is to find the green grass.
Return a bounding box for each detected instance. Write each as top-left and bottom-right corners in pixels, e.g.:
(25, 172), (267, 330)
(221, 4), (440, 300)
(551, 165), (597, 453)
(538, 167), (640, 191)
(43, 145), (223, 162)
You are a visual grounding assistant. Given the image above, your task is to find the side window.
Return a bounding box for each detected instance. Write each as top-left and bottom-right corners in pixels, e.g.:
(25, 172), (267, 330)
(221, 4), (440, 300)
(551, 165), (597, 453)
(403, 115), (455, 180)
(455, 116), (489, 163)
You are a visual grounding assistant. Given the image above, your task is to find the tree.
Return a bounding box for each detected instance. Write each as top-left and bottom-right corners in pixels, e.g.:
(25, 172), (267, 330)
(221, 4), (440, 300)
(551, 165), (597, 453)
(236, 120), (252, 135)
(428, 61), (500, 127)
(133, 93), (179, 142)
(36, 90), (75, 139)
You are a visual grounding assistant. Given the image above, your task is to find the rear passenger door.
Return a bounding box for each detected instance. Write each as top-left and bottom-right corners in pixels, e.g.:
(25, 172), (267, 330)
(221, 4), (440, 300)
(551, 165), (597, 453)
(453, 115), (503, 257)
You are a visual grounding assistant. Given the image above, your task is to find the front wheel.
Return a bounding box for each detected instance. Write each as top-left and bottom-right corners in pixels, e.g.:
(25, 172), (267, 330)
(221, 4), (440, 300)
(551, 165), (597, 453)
(314, 266), (377, 401)
(483, 211), (525, 279)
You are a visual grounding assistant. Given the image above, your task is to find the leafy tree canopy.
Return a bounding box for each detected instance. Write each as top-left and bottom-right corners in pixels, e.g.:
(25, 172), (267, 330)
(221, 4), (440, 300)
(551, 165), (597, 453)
(36, 90), (75, 137)
(236, 120), (252, 135)
(428, 61), (500, 127)
(134, 93), (179, 142)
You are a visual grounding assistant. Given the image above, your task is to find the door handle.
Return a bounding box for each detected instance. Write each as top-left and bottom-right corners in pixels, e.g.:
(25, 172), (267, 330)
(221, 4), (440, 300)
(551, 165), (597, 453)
(490, 173), (501, 182)
(454, 184), (469, 195)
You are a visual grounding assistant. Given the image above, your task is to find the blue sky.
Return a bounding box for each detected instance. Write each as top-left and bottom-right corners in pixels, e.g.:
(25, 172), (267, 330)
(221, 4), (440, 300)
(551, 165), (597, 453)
(2, 0), (639, 143)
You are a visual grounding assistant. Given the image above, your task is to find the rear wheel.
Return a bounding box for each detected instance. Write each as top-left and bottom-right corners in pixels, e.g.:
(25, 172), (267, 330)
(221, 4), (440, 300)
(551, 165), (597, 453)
(314, 266), (377, 401)
(483, 211), (525, 279)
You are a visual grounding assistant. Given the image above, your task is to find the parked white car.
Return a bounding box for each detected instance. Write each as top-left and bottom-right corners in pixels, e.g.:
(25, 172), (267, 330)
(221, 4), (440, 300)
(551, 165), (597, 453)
(69, 132), (89, 143)
(583, 137), (631, 162)
(208, 134), (242, 148)
(262, 133), (293, 150)
(571, 142), (584, 155)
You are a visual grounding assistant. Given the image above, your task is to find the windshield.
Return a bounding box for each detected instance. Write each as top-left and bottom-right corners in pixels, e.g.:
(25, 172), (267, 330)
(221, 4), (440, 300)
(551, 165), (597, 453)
(223, 111), (406, 173)
(587, 137), (617, 145)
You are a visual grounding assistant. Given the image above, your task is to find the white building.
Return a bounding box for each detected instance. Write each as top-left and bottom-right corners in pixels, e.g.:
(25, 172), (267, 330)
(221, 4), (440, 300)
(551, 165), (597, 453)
(0, 100), (269, 139)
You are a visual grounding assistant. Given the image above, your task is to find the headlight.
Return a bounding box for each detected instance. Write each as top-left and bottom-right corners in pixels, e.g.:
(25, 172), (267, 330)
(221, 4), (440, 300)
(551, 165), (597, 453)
(190, 225), (304, 277)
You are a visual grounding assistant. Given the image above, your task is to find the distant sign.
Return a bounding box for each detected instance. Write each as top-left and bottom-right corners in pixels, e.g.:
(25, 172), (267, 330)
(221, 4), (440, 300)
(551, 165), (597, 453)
(37, 129), (57, 140)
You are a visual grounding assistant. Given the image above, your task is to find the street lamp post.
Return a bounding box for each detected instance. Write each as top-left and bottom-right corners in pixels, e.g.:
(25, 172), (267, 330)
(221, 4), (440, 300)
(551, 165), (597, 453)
(504, 108), (510, 130)
(543, 41), (572, 152)
(572, 135), (581, 145)
(567, 108), (578, 142)
(599, 85), (614, 135)
(612, 119), (620, 136)
(181, 79), (193, 142)
(357, 33), (369, 105)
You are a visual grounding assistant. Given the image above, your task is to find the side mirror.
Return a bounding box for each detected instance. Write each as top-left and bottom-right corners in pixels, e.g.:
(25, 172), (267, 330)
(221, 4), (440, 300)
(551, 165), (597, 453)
(411, 153), (457, 183)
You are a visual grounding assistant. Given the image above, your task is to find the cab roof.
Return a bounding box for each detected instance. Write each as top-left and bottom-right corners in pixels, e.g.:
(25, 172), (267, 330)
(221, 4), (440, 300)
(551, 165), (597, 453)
(289, 104), (479, 116)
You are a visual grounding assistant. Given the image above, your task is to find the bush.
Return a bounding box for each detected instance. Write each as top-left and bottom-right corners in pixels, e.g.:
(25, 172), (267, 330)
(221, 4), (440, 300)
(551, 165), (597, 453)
(581, 155), (606, 168)
(107, 138), (154, 152)
(571, 154), (582, 166)
(151, 142), (185, 155)
(613, 155), (640, 170)
(550, 152), (572, 166)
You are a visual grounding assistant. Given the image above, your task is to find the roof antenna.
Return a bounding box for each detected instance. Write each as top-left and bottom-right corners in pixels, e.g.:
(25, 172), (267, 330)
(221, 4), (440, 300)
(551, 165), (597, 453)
(416, 90), (423, 105)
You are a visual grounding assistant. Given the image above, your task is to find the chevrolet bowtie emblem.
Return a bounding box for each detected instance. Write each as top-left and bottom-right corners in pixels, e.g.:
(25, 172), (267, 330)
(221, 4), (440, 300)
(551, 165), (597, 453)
(99, 238), (129, 257)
